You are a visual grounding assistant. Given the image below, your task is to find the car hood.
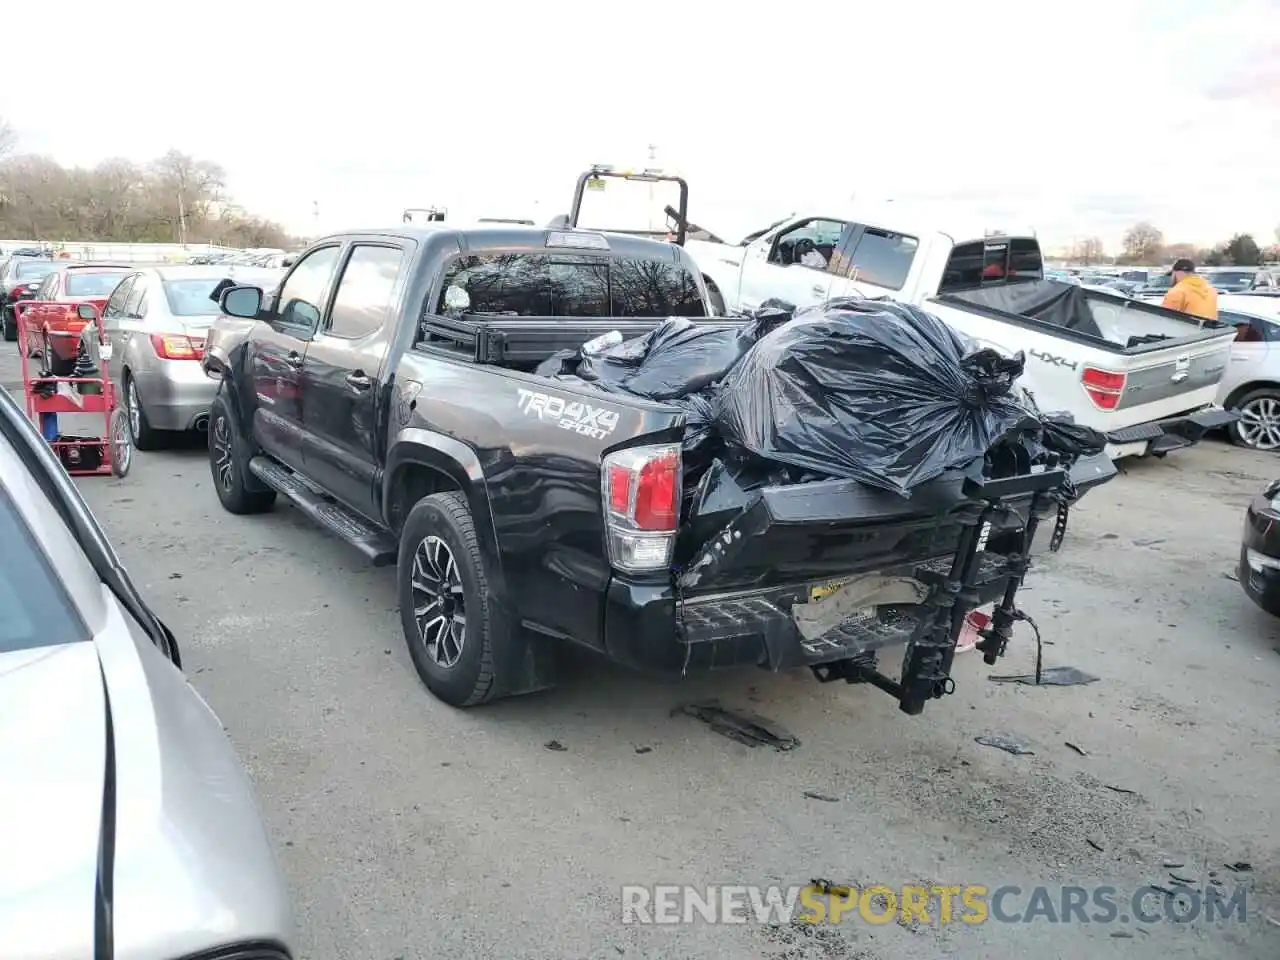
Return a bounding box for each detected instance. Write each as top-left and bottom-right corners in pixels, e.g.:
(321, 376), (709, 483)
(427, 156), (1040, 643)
(0, 594), (293, 960)
(0, 642), (108, 959)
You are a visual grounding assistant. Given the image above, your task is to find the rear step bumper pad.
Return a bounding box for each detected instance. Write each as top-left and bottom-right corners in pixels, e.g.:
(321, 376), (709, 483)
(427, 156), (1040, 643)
(677, 551), (1018, 670)
(248, 457), (397, 566)
(1105, 406), (1239, 447)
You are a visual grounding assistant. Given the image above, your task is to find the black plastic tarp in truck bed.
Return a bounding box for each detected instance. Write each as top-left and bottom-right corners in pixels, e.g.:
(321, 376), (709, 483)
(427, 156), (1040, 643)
(940, 279), (1108, 340)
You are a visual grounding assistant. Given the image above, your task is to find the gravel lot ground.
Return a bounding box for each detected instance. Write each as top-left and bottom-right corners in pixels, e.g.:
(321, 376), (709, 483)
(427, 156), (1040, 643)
(4, 341), (1280, 960)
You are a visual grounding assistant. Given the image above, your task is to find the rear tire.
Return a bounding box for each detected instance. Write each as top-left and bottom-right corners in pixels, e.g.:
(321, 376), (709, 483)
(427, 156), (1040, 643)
(208, 392), (276, 514)
(1, 309), (15, 342)
(398, 491), (513, 707)
(124, 374), (168, 451)
(1229, 388), (1280, 451)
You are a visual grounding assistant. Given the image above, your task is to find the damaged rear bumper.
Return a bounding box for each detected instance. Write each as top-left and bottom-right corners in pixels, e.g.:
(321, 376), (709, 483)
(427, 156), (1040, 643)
(604, 460), (1107, 716)
(1104, 405), (1238, 458)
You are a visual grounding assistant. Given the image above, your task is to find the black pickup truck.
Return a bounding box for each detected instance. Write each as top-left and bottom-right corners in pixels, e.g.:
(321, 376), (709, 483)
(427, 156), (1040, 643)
(204, 224), (1115, 716)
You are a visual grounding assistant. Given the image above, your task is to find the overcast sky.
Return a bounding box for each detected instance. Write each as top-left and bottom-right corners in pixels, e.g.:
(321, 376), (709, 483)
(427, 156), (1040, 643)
(2, 0), (1277, 251)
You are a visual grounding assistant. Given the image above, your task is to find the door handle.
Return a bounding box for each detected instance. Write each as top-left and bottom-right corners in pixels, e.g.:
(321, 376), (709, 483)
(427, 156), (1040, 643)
(286, 351), (304, 368)
(345, 371), (372, 391)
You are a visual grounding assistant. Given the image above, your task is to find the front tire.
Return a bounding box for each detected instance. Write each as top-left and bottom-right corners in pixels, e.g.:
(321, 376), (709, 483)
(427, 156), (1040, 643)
(398, 491), (513, 707)
(208, 392), (276, 514)
(1, 308), (15, 342)
(1230, 388), (1280, 451)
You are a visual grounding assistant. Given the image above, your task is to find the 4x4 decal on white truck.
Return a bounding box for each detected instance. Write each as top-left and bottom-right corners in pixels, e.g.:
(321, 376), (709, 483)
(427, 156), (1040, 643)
(516, 388), (620, 441)
(1029, 348), (1078, 371)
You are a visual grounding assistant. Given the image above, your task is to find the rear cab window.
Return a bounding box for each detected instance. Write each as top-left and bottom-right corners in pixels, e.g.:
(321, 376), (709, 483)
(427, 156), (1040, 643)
(0, 488), (87, 654)
(429, 252), (705, 325)
(939, 238), (1044, 292)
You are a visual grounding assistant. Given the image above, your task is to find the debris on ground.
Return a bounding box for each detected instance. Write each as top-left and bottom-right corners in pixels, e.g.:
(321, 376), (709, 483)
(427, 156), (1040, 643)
(1102, 783), (1137, 796)
(1086, 836), (1105, 852)
(544, 740), (567, 752)
(803, 791), (840, 803)
(988, 666), (1100, 686)
(1222, 569), (1239, 582)
(974, 734), (1035, 756)
(1064, 741), (1089, 756)
(1224, 861), (1253, 873)
(673, 701), (800, 751)
(634, 746), (653, 755)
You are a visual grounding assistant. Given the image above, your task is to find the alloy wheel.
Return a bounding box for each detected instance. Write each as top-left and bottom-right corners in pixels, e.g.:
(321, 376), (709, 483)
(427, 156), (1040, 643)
(410, 535), (466, 668)
(1237, 397), (1280, 451)
(211, 416), (235, 493)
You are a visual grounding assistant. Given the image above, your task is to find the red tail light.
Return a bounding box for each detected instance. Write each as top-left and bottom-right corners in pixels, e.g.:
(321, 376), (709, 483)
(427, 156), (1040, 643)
(150, 333), (206, 361)
(1081, 366), (1126, 410)
(9, 285), (27, 298)
(602, 444), (681, 573)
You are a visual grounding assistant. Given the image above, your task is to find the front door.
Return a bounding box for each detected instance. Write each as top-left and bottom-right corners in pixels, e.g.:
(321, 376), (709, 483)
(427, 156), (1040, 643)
(300, 242), (408, 519)
(736, 217), (853, 312)
(249, 244), (343, 471)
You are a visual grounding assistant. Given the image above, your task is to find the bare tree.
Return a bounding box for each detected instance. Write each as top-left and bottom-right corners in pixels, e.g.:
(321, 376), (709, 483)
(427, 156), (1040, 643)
(0, 147), (291, 247)
(0, 118), (14, 158)
(1121, 222), (1164, 263)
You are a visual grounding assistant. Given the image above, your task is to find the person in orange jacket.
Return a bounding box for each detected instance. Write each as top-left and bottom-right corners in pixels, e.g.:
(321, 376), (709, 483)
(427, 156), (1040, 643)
(1161, 258), (1219, 321)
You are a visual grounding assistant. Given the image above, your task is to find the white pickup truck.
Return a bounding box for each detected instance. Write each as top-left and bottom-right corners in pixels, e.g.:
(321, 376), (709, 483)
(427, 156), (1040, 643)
(682, 211), (1238, 458)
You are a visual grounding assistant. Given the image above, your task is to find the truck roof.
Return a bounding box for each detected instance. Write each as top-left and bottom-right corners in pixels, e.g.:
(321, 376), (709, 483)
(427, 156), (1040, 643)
(315, 225), (692, 264)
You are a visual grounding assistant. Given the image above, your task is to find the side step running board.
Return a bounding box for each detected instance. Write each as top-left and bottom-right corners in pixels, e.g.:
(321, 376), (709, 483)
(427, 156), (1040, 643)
(248, 457), (397, 567)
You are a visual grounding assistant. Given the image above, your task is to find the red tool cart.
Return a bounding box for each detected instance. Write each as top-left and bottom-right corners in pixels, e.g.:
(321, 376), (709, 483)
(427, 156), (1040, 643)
(15, 300), (132, 477)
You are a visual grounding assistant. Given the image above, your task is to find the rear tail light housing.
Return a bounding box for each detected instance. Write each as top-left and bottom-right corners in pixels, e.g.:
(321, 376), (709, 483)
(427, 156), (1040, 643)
(150, 333), (206, 361)
(1081, 366), (1126, 410)
(601, 443), (681, 573)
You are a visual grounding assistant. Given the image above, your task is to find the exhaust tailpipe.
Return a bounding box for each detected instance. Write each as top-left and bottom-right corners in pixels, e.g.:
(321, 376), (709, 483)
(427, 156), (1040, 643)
(193, 414), (209, 432)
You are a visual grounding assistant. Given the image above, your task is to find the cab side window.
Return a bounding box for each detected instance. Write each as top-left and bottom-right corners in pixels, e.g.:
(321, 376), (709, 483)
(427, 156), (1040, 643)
(767, 219), (849, 273)
(102, 276), (135, 320)
(276, 245), (342, 334)
(841, 227), (919, 291)
(326, 245), (407, 339)
(36, 274), (59, 299)
(124, 278), (147, 318)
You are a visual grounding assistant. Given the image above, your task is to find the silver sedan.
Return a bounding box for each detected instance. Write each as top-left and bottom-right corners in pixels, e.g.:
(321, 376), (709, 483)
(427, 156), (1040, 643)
(0, 385), (295, 960)
(101, 265), (283, 450)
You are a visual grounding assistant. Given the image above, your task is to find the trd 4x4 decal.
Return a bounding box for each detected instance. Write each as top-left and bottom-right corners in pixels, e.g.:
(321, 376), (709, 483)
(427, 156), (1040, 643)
(516, 388), (620, 441)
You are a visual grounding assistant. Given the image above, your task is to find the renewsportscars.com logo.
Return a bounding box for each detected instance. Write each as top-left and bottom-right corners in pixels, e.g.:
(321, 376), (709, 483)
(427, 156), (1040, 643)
(621, 883), (1249, 927)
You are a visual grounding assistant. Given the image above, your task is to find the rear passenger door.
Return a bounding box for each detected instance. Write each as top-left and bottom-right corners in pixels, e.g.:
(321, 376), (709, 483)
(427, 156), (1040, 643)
(300, 242), (409, 519)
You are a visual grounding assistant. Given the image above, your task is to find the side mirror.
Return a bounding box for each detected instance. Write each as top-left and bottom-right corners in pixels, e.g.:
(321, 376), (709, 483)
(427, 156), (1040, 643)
(77, 304), (97, 321)
(220, 285), (263, 319)
(443, 285), (471, 313)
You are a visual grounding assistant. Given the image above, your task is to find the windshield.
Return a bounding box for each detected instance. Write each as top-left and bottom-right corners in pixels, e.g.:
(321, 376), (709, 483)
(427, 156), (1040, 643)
(14, 261), (55, 281)
(1207, 271), (1255, 290)
(65, 270), (128, 297)
(0, 488), (87, 653)
(1143, 275), (1173, 291)
(163, 277), (232, 316)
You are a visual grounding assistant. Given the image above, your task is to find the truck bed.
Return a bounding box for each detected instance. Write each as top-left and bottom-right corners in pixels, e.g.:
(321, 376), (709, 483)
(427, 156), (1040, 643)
(935, 279), (1232, 354)
(417, 313), (746, 369)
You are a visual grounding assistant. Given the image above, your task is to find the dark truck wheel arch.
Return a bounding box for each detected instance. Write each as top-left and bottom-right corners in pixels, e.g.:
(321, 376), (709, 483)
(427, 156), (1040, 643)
(383, 429), (503, 576)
